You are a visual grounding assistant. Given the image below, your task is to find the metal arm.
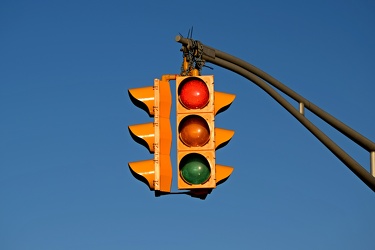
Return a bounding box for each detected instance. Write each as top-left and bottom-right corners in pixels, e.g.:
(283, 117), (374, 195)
(176, 35), (375, 192)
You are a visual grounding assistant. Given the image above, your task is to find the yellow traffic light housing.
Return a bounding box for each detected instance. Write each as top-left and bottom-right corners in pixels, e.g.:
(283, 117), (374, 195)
(128, 77), (173, 193)
(176, 75), (235, 191)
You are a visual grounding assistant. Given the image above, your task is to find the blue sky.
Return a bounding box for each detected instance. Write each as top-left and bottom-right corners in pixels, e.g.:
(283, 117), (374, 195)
(1, 0), (374, 249)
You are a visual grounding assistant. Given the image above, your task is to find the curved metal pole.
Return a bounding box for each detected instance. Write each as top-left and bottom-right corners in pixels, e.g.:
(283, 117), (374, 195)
(176, 35), (375, 192)
(213, 47), (375, 152)
(176, 35), (375, 152)
(211, 56), (375, 192)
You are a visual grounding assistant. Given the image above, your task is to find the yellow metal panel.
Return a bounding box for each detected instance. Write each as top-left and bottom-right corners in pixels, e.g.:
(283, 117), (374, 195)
(158, 154), (172, 192)
(154, 78), (172, 192)
(214, 91), (236, 115)
(157, 79), (172, 155)
(128, 86), (155, 116)
(128, 160), (155, 190)
(215, 164), (234, 185)
(215, 128), (235, 149)
(159, 117), (172, 155)
(128, 123), (155, 153)
(158, 80), (172, 119)
(128, 76), (174, 195)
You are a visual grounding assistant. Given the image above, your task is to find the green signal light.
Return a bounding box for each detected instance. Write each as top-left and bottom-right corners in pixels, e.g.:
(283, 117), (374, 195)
(179, 153), (211, 185)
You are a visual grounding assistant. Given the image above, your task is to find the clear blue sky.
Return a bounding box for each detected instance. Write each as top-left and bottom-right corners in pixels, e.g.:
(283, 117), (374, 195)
(1, 1), (374, 249)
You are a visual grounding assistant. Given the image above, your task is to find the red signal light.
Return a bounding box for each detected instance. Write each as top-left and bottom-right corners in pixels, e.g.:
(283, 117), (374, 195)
(178, 77), (209, 109)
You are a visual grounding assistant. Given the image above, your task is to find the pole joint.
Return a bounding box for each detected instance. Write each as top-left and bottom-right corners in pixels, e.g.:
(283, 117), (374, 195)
(177, 36), (205, 76)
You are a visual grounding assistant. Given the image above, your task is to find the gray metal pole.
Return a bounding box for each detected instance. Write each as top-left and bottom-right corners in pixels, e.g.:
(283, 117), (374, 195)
(175, 35), (375, 192)
(214, 48), (375, 152)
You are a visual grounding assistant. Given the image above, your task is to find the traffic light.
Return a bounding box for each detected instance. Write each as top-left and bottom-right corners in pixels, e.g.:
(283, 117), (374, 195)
(128, 76), (173, 194)
(176, 75), (235, 193)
